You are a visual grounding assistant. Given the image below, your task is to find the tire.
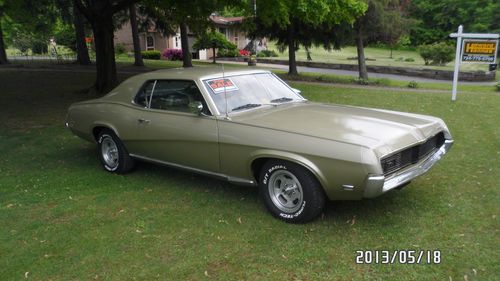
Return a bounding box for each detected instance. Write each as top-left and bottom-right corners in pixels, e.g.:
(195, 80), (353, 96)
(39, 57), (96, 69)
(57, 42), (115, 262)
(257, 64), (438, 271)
(259, 160), (325, 223)
(97, 129), (135, 174)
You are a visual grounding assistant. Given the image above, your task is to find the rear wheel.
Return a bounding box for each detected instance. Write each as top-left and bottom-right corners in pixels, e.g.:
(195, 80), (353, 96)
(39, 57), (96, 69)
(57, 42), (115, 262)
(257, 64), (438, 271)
(259, 160), (325, 223)
(97, 129), (135, 173)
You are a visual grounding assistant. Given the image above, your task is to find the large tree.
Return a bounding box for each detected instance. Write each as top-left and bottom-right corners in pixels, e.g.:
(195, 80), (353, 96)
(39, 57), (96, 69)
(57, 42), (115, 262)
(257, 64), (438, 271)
(253, 0), (366, 75)
(0, 1), (8, 64)
(354, 0), (408, 80)
(74, 0), (138, 94)
(129, 4), (143, 66)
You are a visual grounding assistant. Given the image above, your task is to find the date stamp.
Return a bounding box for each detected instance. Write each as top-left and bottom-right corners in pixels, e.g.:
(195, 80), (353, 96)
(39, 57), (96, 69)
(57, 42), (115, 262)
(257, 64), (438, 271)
(355, 250), (441, 264)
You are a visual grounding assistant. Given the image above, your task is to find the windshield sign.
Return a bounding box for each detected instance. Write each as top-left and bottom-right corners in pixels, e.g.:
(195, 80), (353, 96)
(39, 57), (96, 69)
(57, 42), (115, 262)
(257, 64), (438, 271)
(206, 78), (239, 94)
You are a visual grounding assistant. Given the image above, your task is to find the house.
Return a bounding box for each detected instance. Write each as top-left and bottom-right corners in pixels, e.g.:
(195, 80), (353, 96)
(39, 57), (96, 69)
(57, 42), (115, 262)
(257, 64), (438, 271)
(114, 15), (252, 60)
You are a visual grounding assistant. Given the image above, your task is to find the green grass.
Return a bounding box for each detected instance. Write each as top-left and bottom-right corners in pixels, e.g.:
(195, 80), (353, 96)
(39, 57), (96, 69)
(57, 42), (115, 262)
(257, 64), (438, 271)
(266, 42), (491, 73)
(274, 71), (498, 93)
(0, 69), (498, 280)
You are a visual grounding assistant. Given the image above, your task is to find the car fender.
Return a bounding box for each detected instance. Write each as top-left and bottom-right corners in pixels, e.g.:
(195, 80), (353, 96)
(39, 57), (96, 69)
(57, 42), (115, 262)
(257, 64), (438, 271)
(92, 121), (121, 140)
(248, 149), (328, 189)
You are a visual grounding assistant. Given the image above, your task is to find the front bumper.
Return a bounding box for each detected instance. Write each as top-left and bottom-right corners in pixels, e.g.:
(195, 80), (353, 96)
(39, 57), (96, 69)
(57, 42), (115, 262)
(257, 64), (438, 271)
(363, 139), (453, 198)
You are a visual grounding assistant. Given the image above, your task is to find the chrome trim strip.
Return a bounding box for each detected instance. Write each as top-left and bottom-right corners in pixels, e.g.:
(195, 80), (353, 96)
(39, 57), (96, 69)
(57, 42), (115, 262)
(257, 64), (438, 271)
(364, 139), (453, 198)
(129, 154), (256, 186)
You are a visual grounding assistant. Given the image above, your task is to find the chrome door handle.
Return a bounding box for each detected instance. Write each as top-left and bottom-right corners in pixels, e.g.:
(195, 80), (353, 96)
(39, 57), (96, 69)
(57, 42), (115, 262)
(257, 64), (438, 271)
(138, 118), (150, 124)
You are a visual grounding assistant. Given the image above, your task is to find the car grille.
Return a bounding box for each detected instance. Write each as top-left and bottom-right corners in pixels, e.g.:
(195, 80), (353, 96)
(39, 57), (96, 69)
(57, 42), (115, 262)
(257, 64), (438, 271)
(381, 132), (445, 176)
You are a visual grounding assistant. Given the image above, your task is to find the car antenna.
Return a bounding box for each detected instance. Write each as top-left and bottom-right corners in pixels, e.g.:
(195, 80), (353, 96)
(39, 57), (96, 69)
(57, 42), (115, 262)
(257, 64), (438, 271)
(222, 62), (229, 119)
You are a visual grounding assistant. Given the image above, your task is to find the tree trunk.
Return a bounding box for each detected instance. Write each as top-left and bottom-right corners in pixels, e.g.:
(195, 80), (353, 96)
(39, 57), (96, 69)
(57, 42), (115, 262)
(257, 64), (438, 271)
(92, 17), (118, 94)
(287, 26), (298, 75)
(73, 5), (91, 65)
(179, 21), (192, 67)
(129, 4), (143, 66)
(355, 24), (368, 80)
(212, 47), (216, 64)
(0, 19), (9, 64)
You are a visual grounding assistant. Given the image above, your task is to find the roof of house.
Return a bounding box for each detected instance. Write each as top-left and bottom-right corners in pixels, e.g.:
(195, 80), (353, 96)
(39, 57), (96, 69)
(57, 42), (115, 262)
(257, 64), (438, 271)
(210, 16), (245, 25)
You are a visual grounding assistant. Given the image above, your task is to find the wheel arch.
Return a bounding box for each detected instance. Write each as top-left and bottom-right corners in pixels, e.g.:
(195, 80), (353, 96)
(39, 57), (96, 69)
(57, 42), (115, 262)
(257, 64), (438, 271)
(91, 123), (120, 142)
(249, 150), (328, 190)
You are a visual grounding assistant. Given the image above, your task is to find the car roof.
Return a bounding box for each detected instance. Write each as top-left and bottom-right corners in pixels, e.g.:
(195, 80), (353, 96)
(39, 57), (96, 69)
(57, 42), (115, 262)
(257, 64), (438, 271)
(134, 66), (272, 81)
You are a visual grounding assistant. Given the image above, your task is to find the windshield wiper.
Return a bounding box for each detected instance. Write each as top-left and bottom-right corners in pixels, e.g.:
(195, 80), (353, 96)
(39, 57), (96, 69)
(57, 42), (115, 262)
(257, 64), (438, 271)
(270, 97), (294, 103)
(231, 103), (262, 111)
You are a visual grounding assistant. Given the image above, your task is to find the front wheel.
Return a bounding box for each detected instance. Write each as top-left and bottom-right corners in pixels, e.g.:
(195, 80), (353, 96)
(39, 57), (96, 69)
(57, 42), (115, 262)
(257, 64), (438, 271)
(97, 129), (135, 173)
(259, 160), (325, 223)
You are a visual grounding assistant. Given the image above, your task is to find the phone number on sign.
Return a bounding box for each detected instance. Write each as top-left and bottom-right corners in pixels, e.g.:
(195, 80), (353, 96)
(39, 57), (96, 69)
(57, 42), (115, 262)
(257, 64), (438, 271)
(355, 250), (441, 264)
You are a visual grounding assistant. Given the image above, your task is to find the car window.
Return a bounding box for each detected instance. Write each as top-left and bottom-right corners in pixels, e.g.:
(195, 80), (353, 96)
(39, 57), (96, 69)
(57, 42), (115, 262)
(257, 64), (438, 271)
(134, 80), (210, 115)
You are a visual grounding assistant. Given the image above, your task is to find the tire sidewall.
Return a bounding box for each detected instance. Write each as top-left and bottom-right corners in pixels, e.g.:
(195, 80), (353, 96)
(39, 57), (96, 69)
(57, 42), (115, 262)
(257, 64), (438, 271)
(260, 161), (313, 223)
(98, 132), (120, 172)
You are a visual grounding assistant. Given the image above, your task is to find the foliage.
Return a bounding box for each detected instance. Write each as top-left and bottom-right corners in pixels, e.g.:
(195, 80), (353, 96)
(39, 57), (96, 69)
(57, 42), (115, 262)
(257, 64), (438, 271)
(53, 20), (77, 51)
(217, 47), (239, 57)
(252, 0), (367, 74)
(115, 43), (127, 55)
(408, 0), (500, 45)
(193, 31), (235, 51)
(407, 80), (418, 88)
(496, 82), (500, 92)
(257, 49), (278, 57)
(162, 48), (183, 60)
(418, 42), (454, 66)
(10, 32), (31, 54)
(141, 50), (161, 60)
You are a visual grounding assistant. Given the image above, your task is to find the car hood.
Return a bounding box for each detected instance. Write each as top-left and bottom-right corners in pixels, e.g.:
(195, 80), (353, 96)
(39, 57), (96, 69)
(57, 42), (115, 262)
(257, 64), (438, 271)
(230, 102), (446, 157)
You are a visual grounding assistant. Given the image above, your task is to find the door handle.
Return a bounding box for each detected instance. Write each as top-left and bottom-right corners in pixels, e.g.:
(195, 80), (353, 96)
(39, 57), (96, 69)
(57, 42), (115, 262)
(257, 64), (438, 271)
(138, 118), (150, 124)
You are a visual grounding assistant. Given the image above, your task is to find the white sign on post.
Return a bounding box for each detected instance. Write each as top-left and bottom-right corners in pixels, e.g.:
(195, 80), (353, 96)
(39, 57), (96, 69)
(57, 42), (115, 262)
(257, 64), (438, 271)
(449, 26), (499, 101)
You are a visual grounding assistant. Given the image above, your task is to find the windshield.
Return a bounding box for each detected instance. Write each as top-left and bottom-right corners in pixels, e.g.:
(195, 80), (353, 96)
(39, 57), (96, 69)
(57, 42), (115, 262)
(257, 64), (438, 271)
(202, 72), (304, 115)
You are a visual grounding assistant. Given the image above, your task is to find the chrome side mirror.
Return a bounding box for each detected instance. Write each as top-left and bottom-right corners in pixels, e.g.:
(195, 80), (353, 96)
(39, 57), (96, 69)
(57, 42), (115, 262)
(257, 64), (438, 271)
(189, 101), (204, 115)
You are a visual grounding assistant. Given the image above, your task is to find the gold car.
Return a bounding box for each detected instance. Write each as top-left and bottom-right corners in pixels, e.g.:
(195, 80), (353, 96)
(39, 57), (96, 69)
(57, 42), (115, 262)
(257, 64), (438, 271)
(66, 67), (453, 223)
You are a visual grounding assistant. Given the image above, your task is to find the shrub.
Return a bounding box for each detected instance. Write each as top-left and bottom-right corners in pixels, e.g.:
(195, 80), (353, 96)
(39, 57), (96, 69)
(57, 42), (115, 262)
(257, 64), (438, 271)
(115, 43), (127, 55)
(32, 39), (48, 54)
(418, 42), (454, 66)
(257, 49), (278, 57)
(496, 82), (500, 92)
(217, 46), (239, 57)
(162, 48), (183, 60)
(408, 81), (419, 88)
(141, 50), (161, 60)
(404, 57), (415, 62)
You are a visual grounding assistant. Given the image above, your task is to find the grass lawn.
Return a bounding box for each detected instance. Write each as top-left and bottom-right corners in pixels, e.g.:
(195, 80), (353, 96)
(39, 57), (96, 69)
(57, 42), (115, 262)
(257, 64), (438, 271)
(0, 69), (498, 280)
(265, 43), (491, 73)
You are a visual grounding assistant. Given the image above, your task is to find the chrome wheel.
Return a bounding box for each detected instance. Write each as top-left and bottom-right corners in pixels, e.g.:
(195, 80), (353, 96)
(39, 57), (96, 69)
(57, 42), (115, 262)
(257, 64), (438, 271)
(268, 170), (304, 213)
(100, 135), (119, 169)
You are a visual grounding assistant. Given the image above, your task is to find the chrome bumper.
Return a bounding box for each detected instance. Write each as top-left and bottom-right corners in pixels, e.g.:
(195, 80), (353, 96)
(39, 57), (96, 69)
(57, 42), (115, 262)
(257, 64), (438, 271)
(364, 139), (453, 198)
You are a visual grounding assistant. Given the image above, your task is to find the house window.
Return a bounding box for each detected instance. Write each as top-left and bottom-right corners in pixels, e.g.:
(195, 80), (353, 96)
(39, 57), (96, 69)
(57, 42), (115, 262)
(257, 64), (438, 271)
(175, 37), (179, 48)
(146, 35), (155, 50)
(218, 27), (227, 37)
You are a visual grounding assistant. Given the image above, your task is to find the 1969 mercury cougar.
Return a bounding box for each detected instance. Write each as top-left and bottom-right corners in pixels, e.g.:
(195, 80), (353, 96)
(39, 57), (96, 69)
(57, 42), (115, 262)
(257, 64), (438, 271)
(66, 67), (453, 223)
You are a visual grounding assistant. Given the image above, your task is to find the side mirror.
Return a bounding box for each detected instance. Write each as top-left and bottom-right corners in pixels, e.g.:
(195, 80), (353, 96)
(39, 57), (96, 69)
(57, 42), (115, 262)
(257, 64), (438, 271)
(291, 88), (301, 95)
(188, 101), (204, 115)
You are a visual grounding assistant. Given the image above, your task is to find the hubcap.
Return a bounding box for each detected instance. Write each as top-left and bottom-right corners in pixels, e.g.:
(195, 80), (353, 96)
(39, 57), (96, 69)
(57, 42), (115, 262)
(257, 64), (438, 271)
(268, 170), (303, 213)
(101, 136), (119, 169)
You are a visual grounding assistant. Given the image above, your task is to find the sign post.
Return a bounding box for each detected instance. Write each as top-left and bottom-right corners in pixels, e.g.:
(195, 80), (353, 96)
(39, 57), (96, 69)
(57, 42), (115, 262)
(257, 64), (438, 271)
(449, 26), (499, 101)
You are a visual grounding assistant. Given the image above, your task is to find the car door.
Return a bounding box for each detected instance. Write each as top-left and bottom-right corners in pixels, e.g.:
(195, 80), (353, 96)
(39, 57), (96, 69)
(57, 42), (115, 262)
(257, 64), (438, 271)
(131, 79), (220, 173)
